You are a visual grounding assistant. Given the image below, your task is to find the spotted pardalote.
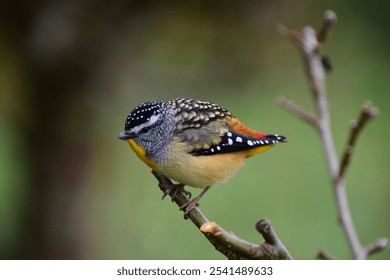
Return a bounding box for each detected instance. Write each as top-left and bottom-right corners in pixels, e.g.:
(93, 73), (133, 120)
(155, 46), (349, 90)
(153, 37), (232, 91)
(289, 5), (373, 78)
(119, 98), (286, 215)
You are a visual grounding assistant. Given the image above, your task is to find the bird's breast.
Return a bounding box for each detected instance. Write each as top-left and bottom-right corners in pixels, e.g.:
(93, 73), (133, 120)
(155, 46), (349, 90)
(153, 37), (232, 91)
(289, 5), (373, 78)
(157, 140), (247, 188)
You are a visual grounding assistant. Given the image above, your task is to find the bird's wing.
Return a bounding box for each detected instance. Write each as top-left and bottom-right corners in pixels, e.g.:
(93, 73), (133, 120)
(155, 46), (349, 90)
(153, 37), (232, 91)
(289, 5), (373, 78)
(189, 129), (286, 156)
(170, 98), (286, 156)
(175, 117), (286, 156)
(168, 98), (233, 131)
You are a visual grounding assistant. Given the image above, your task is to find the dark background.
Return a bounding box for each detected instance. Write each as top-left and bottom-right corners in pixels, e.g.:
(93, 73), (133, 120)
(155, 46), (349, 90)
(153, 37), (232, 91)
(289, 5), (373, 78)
(1, 0), (389, 259)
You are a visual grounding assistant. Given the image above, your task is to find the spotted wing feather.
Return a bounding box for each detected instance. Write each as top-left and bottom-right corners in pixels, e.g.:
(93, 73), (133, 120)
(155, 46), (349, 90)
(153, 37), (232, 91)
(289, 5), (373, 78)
(191, 131), (286, 156)
(168, 98), (233, 132)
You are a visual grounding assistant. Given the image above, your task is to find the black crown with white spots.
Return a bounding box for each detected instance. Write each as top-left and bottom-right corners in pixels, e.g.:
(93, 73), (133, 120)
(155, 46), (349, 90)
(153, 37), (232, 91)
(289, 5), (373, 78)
(124, 101), (164, 130)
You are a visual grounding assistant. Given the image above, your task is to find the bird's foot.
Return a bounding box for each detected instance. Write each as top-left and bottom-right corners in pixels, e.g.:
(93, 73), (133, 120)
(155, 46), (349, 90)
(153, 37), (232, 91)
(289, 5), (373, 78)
(180, 196), (202, 219)
(179, 186), (211, 219)
(162, 183), (192, 201)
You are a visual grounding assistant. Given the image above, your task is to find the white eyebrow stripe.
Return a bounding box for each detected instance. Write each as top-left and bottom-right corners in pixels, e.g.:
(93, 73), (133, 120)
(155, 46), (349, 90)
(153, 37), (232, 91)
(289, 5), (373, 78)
(131, 114), (160, 134)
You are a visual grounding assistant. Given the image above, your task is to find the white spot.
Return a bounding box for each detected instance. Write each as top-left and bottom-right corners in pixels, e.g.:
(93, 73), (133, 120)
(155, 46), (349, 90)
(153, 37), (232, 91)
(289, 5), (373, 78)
(211, 148), (214, 152)
(217, 146), (221, 150)
(260, 140), (264, 145)
(265, 140), (269, 144)
(228, 138), (233, 145)
(236, 136), (243, 143)
(247, 140), (254, 146)
(227, 132), (232, 137)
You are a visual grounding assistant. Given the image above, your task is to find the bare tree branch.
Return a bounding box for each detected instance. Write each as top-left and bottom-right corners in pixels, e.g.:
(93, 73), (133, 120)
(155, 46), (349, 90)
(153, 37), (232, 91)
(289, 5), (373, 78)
(152, 171), (293, 260)
(279, 10), (388, 259)
(316, 250), (336, 260)
(317, 10), (338, 44)
(277, 97), (319, 130)
(338, 101), (379, 180)
(256, 219), (293, 260)
(366, 238), (389, 256)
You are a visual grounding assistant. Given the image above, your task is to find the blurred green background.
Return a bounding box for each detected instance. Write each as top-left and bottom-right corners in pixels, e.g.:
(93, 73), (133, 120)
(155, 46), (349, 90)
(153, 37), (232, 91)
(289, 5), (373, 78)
(1, 0), (389, 260)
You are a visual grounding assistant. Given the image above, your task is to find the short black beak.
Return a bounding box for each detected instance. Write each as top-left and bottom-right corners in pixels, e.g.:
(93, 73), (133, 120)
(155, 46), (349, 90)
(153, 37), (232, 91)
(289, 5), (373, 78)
(118, 130), (134, 140)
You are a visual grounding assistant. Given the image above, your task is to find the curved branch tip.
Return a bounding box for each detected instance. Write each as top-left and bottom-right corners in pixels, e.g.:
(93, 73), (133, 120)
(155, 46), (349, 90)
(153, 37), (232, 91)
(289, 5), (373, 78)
(366, 238), (389, 256)
(323, 10), (338, 26)
(362, 101), (379, 118)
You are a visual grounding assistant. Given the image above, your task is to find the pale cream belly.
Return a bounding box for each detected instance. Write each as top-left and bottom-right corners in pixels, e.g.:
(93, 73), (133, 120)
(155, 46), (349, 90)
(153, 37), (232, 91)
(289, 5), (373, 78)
(156, 151), (247, 189)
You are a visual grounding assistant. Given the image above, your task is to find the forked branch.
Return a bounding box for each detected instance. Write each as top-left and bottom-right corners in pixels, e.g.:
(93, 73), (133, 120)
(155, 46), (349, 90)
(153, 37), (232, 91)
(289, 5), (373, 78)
(152, 171), (293, 260)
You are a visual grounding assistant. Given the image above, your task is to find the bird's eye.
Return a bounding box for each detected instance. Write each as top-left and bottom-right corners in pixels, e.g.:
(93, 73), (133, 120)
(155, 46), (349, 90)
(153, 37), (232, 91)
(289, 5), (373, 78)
(141, 127), (150, 134)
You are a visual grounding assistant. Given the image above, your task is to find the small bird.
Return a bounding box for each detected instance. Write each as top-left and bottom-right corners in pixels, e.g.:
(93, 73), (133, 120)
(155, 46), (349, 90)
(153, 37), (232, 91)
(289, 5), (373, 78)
(119, 98), (286, 216)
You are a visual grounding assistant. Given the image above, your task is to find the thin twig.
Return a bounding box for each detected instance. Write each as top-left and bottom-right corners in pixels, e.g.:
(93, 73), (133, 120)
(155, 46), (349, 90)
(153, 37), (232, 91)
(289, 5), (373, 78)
(152, 171), (293, 260)
(316, 250), (336, 260)
(338, 102), (379, 180)
(366, 238), (389, 256)
(256, 219), (293, 260)
(277, 97), (319, 130)
(276, 23), (304, 48)
(317, 10), (338, 44)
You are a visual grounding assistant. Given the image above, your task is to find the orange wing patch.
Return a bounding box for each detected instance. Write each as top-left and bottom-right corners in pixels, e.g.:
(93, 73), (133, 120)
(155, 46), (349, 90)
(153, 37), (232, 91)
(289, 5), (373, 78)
(228, 117), (266, 138)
